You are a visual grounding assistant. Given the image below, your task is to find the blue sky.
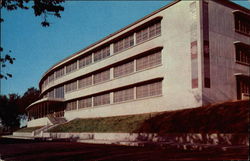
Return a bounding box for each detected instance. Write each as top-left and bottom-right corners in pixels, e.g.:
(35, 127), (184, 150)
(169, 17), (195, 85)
(1, 0), (249, 96)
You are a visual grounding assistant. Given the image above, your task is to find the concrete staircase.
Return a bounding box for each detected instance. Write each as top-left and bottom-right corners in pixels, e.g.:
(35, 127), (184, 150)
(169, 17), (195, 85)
(47, 116), (67, 125)
(33, 116), (67, 137)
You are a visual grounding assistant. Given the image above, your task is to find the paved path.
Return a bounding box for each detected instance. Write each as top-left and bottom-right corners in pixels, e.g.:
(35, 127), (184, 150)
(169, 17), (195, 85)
(0, 138), (248, 161)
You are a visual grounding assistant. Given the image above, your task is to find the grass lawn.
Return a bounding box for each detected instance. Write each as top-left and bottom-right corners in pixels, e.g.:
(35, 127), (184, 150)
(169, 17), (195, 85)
(49, 113), (156, 133)
(49, 100), (249, 133)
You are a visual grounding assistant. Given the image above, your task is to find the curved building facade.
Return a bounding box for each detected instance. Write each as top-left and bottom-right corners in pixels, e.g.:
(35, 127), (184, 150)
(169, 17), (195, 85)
(26, 0), (250, 127)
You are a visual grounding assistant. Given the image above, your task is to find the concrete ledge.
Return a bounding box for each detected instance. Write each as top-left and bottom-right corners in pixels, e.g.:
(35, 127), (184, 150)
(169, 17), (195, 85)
(10, 132), (249, 151)
(2, 135), (35, 140)
(42, 132), (94, 140)
(42, 132), (249, 146)
(13, 132), (34, 137)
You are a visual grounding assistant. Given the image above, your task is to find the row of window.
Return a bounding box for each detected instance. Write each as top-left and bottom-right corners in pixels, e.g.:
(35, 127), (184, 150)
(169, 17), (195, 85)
(114, 35), (134, 53)
(41, 21), (162, 91)
(79, 54), (92, 69)
(45, 85), (65, 99)
(66, 61), (77, 74)
(234, 12), (250, 36)
(136, 22), (161, 44)
(65, 80), (162, 111)
(43, 50), (162, 98)
(93, 70), (110, 84)
(235, 43), (250, 65)
(114, 61), (134, 78)
(94, 46), (110, 62)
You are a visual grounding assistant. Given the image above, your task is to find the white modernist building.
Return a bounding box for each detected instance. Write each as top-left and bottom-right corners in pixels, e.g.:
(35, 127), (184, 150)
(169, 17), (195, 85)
(26, 0), (250, 127)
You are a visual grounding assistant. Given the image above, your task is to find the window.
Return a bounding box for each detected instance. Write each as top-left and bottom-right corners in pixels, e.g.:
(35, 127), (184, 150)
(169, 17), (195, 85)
(114, 88), (134, 103)
(44, 78), (48, 86)
(78, 97), (92, 109)
(43, 92), (48, 99)
(94, 69), (110, 84)
(93, 93), (110, 106)
(155, 22), (161, 35)
(48, 73), (54, 83)
(136, 22), (161, 44)
(94, 46), (110, 62)
(237, 76), (250, 100)
(65, 81), (77, 93)
(55, 67), (65, 79)
(48, 90), (54, 98)
(79, 54), (92, 68)
(114, 61), (134, 78)
(234, 12), (250, 36)
(42, 83), (44, 90)
(136, 51), (161, 71)
(142, 28), (149, 41)
(78, 75), (92, 89)
(66, 101), (77, 111)
(136, 81), (162, 99)
(235, 43), (250, 65)
(66, 61), (77, 74)
(41, 80), (47, 92)
(113, 35), (134, 53)
(55, 86), (64, 98)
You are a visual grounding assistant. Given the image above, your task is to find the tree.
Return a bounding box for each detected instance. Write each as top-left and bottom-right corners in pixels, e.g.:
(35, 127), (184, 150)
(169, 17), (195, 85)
(0, 0), (65, 79)
(1, 0), (65, 27)
(18, 87), (40, 115)
(0, 87), (40, 131)
(0, 94), (21, 131)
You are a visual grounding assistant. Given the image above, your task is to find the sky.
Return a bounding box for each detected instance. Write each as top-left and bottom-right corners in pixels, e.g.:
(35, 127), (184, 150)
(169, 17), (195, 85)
(1, 0), (250, 96)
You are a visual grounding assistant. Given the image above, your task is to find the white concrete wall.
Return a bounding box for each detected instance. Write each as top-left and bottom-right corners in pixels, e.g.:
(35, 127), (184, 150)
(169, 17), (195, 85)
(201, 1), (250, 104)
(27, 1), (205, 124)
(62, 1), (203, 120)
(27, 117), (52, 127)
(13, 132), (34, 137)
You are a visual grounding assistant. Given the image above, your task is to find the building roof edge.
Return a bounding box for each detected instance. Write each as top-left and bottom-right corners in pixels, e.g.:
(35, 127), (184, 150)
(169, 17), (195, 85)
(39, 0), (181, 87)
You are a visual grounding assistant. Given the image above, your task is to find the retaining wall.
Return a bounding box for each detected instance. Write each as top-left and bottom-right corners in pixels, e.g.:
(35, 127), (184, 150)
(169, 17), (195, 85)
(41, 132), (249, 146)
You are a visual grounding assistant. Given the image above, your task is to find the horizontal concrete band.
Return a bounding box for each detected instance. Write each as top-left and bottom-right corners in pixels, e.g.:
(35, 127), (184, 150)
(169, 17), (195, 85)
(13, 132), (249, 146)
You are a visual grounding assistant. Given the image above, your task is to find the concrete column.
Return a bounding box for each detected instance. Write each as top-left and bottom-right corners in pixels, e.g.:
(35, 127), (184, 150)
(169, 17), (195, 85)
(110, 68), (114, 80)
(77, 100), (79, 110)
(134, 59), (137, 72)
(64, 66), (66, 76)
(110, 92), (114, 104)
(76, 80), (79, 90)
(91, 96), (94, 107)
(92, 52), (95, 63)
(77, 59), (79, 70)
(110, 44), (114, 55)
(133, 33), (136, 45)
(63, 84), (66, 96)
(53, 72), (55, 82)
(133, 87), (137, 100)
(92, 75), (94, 85)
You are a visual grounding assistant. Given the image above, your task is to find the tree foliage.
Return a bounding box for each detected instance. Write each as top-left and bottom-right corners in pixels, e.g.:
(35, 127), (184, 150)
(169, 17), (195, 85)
(0, 49), (15, 79)
(0, 94), (20, 130)
(0, 87), (40, 131)
(0, 0), (65, 79)
(18, 87), (40, 115)
(1, 0), (65, 27)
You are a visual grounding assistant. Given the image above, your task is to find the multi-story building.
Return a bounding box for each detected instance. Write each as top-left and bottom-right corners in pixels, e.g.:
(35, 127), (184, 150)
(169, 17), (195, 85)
(26, 0), (250, 127)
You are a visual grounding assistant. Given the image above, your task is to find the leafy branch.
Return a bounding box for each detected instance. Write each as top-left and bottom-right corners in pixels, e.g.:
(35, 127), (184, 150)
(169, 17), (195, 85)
(0, 0), (65, 79)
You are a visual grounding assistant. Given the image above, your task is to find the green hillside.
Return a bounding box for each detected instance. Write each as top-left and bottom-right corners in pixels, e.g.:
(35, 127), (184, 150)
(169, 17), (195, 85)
(49, 100), (249, 134)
